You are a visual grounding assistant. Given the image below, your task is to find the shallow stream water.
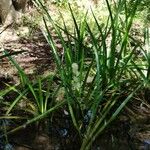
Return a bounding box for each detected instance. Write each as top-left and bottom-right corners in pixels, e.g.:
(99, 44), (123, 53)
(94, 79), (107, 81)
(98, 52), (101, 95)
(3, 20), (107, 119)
(1, 112), (150, 150)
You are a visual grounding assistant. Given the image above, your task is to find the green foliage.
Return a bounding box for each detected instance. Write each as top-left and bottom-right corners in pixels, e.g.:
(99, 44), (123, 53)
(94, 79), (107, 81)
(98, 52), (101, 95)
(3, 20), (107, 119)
(1, 0), (150, 149)
(34, 0), (145, 149)
(0, 51), (66, 135)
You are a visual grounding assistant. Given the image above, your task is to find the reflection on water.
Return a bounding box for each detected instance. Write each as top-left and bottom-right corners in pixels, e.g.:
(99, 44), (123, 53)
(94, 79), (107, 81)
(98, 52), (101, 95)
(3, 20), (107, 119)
(1, 115), (150, 150)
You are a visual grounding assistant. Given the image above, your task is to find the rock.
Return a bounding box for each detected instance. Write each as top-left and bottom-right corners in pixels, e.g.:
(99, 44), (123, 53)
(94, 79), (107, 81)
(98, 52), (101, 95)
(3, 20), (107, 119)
(0, 0), (28, 26)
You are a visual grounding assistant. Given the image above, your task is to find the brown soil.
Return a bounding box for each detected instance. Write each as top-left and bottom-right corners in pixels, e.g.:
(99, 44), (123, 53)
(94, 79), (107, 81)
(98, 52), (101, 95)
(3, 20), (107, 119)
(0, 25), (63, 86)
